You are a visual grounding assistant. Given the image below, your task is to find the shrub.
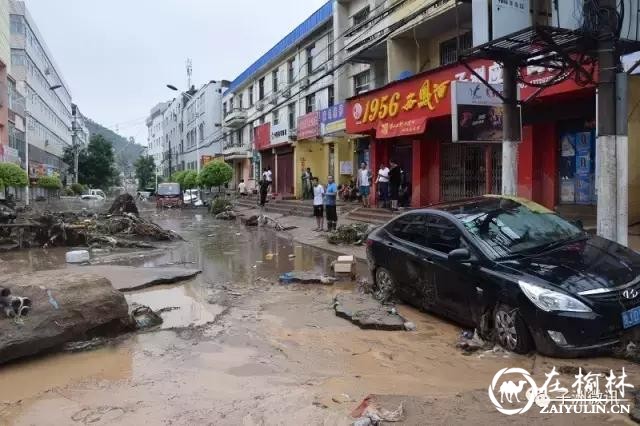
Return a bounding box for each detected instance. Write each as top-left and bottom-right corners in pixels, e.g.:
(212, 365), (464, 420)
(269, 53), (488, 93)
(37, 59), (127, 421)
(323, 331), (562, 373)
(63, 187), (75, 196)
(0, 162), (28, 190)
(183, 171), (198, 189)
(209, 197), (232, 215)
(70, 183), (85, 195)
(37, 175), (63, 190)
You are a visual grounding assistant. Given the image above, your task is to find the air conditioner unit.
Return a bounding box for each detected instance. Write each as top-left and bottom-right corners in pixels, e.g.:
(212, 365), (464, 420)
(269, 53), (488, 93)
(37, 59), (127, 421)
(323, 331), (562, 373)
(281, 87), (291, 98)
(301, 78), (311, 88)
(255, 101), (264, 111)
(289, 129), (297, 140)
(269, 94), (278, 105)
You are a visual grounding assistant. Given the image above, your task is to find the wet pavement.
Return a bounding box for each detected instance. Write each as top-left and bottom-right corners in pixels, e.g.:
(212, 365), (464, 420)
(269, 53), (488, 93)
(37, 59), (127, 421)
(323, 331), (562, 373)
(0, 209), (640, 425)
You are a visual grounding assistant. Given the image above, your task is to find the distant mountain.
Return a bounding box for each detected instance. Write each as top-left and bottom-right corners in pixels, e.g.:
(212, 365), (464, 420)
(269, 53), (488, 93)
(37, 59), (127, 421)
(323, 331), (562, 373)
(84, 118), (145, 177)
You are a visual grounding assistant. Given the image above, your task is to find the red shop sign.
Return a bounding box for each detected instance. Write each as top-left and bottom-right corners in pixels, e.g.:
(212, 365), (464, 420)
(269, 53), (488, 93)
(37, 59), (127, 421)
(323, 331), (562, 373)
(254, 123), (271, 151)
(297, 111), (320, 140)
(346, 59), (595, 137)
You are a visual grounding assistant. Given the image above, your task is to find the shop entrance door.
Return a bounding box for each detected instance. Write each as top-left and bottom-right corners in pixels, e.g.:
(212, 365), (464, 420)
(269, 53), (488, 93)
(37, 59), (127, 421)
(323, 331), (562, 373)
(276, 151), (294, 196)
(440, 143), (501, 201)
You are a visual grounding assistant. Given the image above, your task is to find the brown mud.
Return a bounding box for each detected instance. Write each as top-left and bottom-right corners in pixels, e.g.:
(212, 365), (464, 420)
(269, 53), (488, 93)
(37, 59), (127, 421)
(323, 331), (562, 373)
(0, 209), (638, 425)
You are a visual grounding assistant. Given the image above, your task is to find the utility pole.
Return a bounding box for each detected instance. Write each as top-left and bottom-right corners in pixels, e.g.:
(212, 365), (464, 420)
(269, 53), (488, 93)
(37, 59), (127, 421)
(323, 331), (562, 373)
(596, 0), (621, 242)
(502, 60), (521, 196)
(71, 112), (79, 184)
(168, 142), (172, 177)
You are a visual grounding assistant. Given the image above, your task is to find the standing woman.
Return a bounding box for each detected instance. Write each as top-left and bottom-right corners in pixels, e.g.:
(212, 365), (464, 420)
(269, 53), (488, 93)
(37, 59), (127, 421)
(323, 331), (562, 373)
(325, 175), (338, 231)
(389, 160), (401, 211)
(312, 177), (325, 231)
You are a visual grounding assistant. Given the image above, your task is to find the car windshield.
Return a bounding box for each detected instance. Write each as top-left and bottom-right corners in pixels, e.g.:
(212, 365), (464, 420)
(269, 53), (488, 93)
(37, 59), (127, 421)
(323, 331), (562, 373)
(453, 197), (583, 260)
(157, 183), (180, 196)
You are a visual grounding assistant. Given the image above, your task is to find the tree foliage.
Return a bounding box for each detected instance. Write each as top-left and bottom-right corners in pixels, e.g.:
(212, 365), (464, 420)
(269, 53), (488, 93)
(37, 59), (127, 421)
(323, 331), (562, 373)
(182, 171), (198, 189)
(37, 175), (63, 190)
(63, 134), (119, 189)
(70, 183), (85, 195)
(170, 171), (187, 187)
(0, 162), (28, 189)
(134, 156), (156, 190)
(198, 161), (233, 189)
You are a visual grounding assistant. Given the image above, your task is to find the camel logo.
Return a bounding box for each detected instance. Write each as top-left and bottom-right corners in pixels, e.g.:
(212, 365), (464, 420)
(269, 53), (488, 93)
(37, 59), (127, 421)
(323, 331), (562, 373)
(489, 366), (633, 416)
(488, 367), (538, 415)
(352, 102), (364, 121)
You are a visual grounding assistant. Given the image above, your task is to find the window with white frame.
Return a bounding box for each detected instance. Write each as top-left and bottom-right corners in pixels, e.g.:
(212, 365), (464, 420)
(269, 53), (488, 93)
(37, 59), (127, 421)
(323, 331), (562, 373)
(353, 71), (371, 95)
(288, 59), (295, 84)
(288, 103), (295, 129)
(248, 85), (254, 106)
(272, 69), (279, 93)
(272, 109), (279, 125)
(305, 93), (315, 114)
(353, 6), (370, 26)
(306, 44), (315, 75)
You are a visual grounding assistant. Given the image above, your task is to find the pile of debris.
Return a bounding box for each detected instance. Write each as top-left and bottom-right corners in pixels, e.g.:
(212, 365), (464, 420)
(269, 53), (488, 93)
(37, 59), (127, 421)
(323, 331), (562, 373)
(327, 223), (375, 245)
(0, 196), (181, 251)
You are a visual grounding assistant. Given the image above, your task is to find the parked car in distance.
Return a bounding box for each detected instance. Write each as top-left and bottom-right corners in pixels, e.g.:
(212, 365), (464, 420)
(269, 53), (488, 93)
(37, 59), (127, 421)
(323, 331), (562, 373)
(156, 183), (182, 208)
(80, 189), (106, 201)
(366, 195), (640, 357)
(183, 189), (204, 207)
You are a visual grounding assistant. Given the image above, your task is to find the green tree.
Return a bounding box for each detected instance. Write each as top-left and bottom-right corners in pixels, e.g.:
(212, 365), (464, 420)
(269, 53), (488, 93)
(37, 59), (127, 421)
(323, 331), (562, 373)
(63, 135), (119, 189)
(37, 175), (63, 200)
(182, 171), (198, 189)
(170, 171), (187, 187)
(134, 155), (156, 190)
(0, 162), (28, 190)
(198, 161), (233, 191)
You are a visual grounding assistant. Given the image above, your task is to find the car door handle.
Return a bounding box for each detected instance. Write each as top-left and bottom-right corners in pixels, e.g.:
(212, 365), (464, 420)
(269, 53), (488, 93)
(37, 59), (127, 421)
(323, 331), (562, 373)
(422, 257), (434, 264)
(386, 242), (394, 246)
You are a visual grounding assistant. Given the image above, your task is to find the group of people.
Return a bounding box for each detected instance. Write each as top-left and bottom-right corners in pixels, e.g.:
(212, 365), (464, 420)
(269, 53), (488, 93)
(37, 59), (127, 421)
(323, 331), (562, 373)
(255, 160), (408, 216)
(356, 161), (410, 210)
(312, 175), (338, 231)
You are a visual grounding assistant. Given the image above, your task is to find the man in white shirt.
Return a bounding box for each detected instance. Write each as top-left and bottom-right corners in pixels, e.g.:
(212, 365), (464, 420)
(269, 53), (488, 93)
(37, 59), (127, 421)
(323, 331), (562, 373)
(238, 179), (247, 196)
(357, 162), (372, 208)
(377, 163), (390, 208)
(312, 178), (325, 231)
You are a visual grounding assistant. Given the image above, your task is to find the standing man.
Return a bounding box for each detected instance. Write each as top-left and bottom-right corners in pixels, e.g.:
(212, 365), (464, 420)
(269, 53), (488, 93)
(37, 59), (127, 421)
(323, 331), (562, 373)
(377, 163), (390, 208)
(357, 162), (372, 208)
(325, 175), (338, 231)
(302, 167), (313, 200)
(266, 166), (273, 193)
(238, 179), (248, 197)
(312, 177), (325, 231)
(389, 160), (401, 211)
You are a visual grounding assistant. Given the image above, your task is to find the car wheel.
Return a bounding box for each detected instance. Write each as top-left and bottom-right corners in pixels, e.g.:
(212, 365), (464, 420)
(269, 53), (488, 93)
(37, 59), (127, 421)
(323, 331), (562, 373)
(494, 304), (533, 354)
(374, 267), (396, 302)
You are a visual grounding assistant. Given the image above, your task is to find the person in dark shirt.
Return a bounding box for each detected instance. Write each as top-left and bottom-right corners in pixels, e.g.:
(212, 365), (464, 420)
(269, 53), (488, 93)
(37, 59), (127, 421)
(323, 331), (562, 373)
(389, 160), (402, 211)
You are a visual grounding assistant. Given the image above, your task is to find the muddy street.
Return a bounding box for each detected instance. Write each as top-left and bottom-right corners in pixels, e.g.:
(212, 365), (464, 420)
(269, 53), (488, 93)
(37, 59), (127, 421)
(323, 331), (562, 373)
(0, 210), (639, 425)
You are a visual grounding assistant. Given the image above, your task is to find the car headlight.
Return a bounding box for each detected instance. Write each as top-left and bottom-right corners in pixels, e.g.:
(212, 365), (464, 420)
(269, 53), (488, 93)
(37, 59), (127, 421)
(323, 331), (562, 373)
(518, 281), (592, 313)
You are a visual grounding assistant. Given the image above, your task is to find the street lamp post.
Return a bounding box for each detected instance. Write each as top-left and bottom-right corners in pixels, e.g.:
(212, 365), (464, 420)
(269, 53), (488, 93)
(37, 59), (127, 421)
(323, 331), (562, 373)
(167, 84), (200, 175)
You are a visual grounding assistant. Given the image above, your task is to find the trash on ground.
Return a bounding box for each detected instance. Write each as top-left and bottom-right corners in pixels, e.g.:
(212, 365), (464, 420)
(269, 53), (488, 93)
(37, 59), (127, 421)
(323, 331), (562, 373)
(333, 255), (356, 280)
(456, 329), (491, 355)
(265, 253), (274, 260)
(108, 193), (139, 216)
(351, 394), (405, 423)
(66, 249), (90, 264)
(334, 293), (409, 331)
(279, 271), (336, 285)
(0, 287), (32, 319)
(130, 303), (163, 329)
(63, 337), (108, 353)
(215, 210), (236, 220)
(327, 223), (375, 245)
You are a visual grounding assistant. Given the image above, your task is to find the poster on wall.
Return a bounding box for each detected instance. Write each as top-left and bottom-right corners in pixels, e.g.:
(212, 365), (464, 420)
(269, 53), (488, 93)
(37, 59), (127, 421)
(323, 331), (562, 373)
(451, 81), (516, 143)
(339, 161), (353, 175)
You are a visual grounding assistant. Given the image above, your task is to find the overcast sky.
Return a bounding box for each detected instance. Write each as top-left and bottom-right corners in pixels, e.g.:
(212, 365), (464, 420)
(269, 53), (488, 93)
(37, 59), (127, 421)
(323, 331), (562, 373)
(25, 0), (328, 144)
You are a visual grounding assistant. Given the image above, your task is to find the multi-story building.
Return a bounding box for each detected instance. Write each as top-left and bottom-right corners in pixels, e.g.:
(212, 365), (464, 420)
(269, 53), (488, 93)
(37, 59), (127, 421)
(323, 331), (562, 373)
(180, 80), (226, 173)
(71, 103), (89, 148)
(7, 75), (25, 167)
(162, 96), (182, 178)
(0, 0), (10, 155)
(9, 0), (72, 179)
(222, 1), (348, 196)
(145, 102), (168, 176)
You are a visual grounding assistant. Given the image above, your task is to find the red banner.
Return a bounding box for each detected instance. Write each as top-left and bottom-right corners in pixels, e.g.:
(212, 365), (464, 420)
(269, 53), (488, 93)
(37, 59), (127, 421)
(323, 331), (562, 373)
(254, 123), (271, 151)
(297, 111), (320, 140)
(377, 118), (427, 139)
(346, 59), (595, 136)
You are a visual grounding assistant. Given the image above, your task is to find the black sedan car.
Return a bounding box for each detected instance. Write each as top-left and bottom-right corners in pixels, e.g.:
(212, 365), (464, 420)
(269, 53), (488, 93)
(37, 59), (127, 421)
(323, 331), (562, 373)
(366, 195), (640, 357)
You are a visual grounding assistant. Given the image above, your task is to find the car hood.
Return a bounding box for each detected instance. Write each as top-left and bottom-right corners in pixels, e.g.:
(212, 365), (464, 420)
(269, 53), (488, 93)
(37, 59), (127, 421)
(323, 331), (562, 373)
(500, 235), (640, 294)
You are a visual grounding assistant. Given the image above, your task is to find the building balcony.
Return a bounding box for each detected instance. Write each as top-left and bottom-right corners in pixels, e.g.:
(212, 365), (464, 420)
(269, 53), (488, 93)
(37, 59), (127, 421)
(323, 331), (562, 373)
(222, 143), (251, 160)
(223, 108), (248, 129)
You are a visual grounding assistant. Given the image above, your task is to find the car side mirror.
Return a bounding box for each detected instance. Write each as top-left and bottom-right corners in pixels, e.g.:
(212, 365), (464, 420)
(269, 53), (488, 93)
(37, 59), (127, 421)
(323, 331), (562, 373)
(448, 248), (471, 262)
(572, 219), (584, 230)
